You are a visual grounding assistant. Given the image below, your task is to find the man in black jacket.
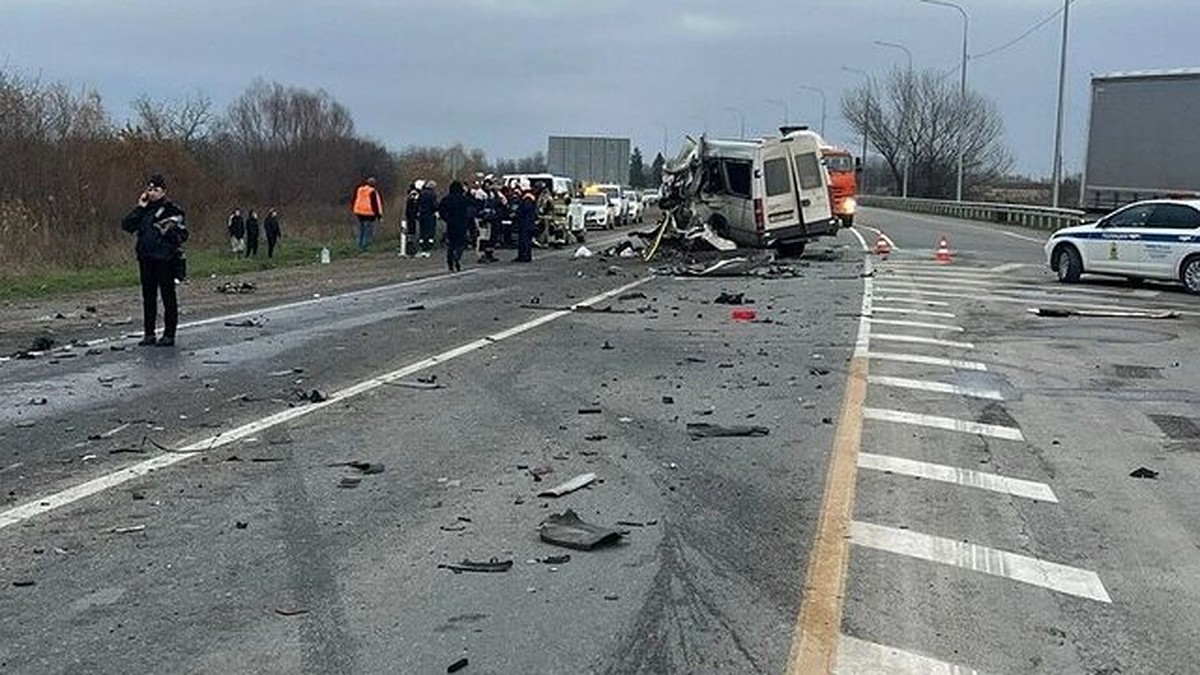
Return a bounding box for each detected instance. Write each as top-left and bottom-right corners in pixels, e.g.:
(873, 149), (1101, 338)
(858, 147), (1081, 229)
(417, 180), (439, 258)
(437, 181), (473, 272)
(121, 174), (188, 347)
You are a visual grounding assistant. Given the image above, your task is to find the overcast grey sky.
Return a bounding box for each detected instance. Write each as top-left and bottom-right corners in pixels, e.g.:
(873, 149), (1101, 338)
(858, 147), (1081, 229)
(3, 0), (1197, 176)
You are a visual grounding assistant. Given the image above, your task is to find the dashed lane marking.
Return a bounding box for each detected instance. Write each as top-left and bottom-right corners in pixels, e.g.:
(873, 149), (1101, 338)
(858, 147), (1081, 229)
(858, 452), (1056, 502)
(867, 318), (964, 333)
(850, 521), (1111, 602)
(990, 262), (1030, 274)
(867, 375), (1002, 400)
(0, 277), (654, 531)
(871, 333), (975, 350)
(836, 634), (985, 675)
(864, 407), (1023, 441)
(871, 307), (957, 319)
(866, 351), (988, 372)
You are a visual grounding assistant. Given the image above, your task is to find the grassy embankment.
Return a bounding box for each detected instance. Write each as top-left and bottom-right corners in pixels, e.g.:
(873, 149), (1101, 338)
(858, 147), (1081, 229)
(0, 238), (374, 302)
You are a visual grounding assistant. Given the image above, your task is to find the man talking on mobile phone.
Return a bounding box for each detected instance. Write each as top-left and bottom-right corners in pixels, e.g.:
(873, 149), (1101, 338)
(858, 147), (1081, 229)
(121, 173), (188, 347)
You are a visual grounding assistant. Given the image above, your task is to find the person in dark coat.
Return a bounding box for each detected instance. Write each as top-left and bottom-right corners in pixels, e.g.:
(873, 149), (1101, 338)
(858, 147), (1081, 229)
(437, 181), (473, 272)
(264, 209), (282, 258)
(514, 187), (537, 263)
(403, 182), (420, 255)
(121, 173), (188, 347)
(417, 180), (439, 257)
(244, 210), (260, 257)
(227, 208), (245, 254)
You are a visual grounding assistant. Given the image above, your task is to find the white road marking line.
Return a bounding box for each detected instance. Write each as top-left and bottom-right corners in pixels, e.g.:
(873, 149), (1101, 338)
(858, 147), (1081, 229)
(858, 452), (1056, 501)
(871, 333), (975, 350)
(872, 307), (957, 319)
(856, 267), (874, 358)
(0, 277), (653, 531)
(867, 318), (964, 333)
(990, 262), (1029, 274)
(864, 407), (1022, 441)
(836, 634), (985, 675)
(871, 286), (1182, 314)
(850, 521), (1110, 602)
(880, 262), (996, 273)
(866, 351), (988, 371)
(995, 230), (1046, 244)
(882, 278), (1161, 301)
(867, 375), (1002, 400)
(874, 296), (951, 307)
(846, 226), (870, 253)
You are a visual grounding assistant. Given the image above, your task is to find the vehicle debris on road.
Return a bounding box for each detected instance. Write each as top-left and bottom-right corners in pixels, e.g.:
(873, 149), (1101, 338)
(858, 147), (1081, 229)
(437, 558), (514, 574)
(1130, 467), (1160, 479)
(328, 460), (386, 475)
(1030, 307), (1181, 319)
(686, 422), (771, 438)
(447, 657), (470, 673)
(215, 281), (256, 294)
(537, 472), (597, 497)
(224, 318), (264, 328)
(538, 509), (625, 550)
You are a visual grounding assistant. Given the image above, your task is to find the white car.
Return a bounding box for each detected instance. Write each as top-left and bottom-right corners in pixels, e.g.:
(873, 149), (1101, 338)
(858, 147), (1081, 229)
(625, 190), (644, 223)
(568, 194), (612, 233)
(1046, 198), (1200, 293)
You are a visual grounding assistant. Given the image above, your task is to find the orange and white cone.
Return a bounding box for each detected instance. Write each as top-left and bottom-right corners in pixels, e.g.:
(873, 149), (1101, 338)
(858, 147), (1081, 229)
(874, 234), (892, 257)
(934, 235), (952, 264)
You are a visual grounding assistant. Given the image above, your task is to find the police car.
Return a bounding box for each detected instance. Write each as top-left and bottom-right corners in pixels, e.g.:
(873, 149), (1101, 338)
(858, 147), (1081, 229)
(1045, 198), (1200, 294)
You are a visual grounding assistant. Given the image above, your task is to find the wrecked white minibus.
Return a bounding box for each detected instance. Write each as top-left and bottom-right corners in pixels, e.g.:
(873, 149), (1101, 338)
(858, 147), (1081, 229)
(661, 126), (839, 256)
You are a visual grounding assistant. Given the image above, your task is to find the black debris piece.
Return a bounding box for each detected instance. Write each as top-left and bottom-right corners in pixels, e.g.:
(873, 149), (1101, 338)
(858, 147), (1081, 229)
(617, 291), (647, 302)
(685, 356), (707, 363)
(438, 558), (513, 574)
(216, 281), (256, 294)
(294, 389), (328, 404)
(275, 605), (308, 616)
(406, 304), (426, 311)
(12, 580), (36, 588)
(584, 434), (607, 442)
(1130, 467), (1159, 480)
(447, 657), (470, 673)
(822, 417), (834, 425)
(30, 336), (55, 351)
(224, 318), (264, 328)
(616, 521), (646, 528)
(329, 461), (386, 475)
(809, 366), (831, 376)
(539, 509), (624, 550)
(662, 396), (675, 404)
(686, 422), (770, 439)
(577, 407), (602, 415)
(131, 490), (146, 501)
(338, 476), (362, 488)
(28, 397), (48, 406)
(109, 447), (149, 455)
(440, 524), (467, 532)
(540, 554), (571, 564)
(713, 291), (746, 305)
(235, 521), (248, 529)
(601, 340), (614, 350)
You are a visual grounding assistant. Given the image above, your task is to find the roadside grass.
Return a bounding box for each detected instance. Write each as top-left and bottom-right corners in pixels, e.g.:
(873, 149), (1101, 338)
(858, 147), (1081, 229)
(0, 238), (373, 302)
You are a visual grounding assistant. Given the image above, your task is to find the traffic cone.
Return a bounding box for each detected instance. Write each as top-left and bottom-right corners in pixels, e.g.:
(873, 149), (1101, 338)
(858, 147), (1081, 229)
(874, 234), (892, 257)
(934, 235), (952, 264)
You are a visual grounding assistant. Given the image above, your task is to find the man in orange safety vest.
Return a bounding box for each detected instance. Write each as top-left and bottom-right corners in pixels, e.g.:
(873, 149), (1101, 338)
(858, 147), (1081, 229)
(352, 176), (384, 252)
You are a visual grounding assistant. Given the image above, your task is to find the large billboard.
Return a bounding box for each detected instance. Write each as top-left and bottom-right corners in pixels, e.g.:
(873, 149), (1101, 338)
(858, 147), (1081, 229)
(548, 136), (631, 185)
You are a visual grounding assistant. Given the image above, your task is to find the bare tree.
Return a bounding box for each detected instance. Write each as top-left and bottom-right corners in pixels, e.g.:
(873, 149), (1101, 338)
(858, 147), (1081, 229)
(842, 68), (1012, 199)
(132, 91), (213, 144)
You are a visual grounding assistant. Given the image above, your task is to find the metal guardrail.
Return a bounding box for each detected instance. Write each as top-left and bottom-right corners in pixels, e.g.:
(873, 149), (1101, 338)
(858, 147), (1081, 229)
(859, 195), (1085, 231)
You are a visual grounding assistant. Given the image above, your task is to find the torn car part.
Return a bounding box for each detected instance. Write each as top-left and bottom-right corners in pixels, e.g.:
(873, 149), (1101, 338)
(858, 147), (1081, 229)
(538, 509), (624, 550)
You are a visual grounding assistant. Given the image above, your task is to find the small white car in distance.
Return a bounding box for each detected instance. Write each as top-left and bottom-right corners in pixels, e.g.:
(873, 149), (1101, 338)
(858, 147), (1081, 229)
(625, 190), (644, 223)
(1045, 198), (1200, 293)
(568, 194), (612, 233)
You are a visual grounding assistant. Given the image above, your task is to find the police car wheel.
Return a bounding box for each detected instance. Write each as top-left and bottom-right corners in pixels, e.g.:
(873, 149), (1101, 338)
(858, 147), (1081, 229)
(1055, 245), (1082, 283)
(1182, 255), (1200, 294)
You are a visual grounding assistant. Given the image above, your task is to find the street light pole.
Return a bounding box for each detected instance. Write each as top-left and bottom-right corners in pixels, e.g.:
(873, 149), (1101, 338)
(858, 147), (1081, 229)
(920, 0), (968, 201)
(725, 107), (746, 138)
(874, 40), (913, 198)
(1051, 0), (1070, 207)
(797, 85), (827, 137)
(765, 98), (789, 126)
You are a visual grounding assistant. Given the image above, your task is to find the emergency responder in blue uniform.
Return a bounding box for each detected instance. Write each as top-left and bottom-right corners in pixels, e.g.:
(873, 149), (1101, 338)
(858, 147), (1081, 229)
(514, 187), (537, 263)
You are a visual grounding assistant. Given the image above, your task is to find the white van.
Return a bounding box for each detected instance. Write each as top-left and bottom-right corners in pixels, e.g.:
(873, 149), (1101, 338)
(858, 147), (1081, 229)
(502, 173), (574, 196)
(685, 127), (838, 255)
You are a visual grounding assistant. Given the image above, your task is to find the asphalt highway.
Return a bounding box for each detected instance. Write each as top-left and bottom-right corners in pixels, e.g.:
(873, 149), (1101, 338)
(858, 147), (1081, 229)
(3, 208), (1200, 674)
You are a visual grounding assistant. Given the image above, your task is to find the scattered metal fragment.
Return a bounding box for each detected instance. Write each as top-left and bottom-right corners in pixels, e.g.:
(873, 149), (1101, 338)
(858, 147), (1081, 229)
(584, 434), (608, 442)
(109, 447), (149, 455)
(269, 368), (306, 377)
(1030, 307), (1180, 319)
(12, 580), (36, 588)
(293, 389), (328, 404)
(215, 281), (256, 294)
(601, 340), (614, 350)
(27, 397), (48, 406)
(328, 461), (385, 475)
(538, 509), (624, 550)
(686, 422), (770, 438)
(540, 554), (571, 564)
(618, 291), (647, 301)
(338, 476), (362, 488)
(388, 380), (444, 390)
(406, 304), (426, 311)
(274, 605), (308, 616)
(714, 291), (746, 305)
(662, 396), (675, 404)
(538, 473), (597, 497)
(440, 524), (467, 532)
(235, 521), (248, 529)
(224, 318), (264, 328)
(110, 525), (146, 534)
(447, 657), (470, 673)
(577, 407), (602, 415)
(1130, 467), (1159, 479)
(616, 521), (646, 528)
(438, 558), (513, 574)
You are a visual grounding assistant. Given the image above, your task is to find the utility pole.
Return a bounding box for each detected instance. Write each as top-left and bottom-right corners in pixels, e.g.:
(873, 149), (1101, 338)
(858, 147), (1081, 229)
(874, 40), (913, 198)
(1051, 0), (1070, 207)
(920, 0), (969, 201)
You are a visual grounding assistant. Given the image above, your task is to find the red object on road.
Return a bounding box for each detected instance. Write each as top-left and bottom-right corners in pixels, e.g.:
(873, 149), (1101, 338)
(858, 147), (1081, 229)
(874, 234), (892, 256)
(731, 308), (757, 321)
